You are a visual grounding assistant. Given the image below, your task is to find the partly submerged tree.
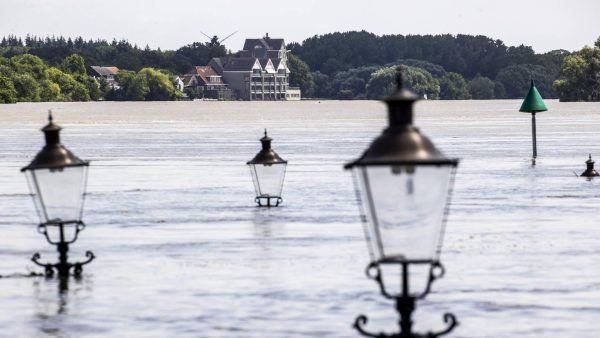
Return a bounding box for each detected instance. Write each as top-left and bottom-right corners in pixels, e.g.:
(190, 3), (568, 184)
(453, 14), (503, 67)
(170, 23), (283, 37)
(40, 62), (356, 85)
(0, 74), (17, 103)
(46, 67), (90, 101)
(469, 74), (496, 99)
(311, 71), (331, 99)
(366, 65), (439, 99)
(288, 53), (314, 97)
(553, 37), (600, 102)
(39, 79), (61, 101)
(61, 54), (86, 75)
(439, 72), (471, 100)
(111, 68), (176, 101)
(495, 64), (554, 99)
(139, 68), (177, 101)
(11, 72), (41, 101)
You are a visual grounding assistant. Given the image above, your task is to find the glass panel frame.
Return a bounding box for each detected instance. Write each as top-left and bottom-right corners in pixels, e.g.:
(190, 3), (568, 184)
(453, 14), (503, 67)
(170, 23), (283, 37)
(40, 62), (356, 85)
(248, 162), (287, 198)
(354, 164), (456, 263)
(24, 165), (89, 225)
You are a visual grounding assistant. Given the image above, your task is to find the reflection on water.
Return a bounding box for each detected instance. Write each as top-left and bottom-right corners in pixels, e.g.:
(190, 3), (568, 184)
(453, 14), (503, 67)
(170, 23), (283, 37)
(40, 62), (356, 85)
(32, 276), (92, 337)
(0, 100), (599, 337)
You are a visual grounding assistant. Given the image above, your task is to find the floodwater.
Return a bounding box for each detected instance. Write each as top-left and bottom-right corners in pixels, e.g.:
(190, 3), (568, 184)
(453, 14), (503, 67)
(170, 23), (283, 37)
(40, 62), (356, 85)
(0, 100), (599, 338)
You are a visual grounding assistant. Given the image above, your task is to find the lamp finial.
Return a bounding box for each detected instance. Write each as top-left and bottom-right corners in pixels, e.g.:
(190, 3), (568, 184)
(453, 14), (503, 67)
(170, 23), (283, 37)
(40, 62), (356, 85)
(48, 110), (53, 123)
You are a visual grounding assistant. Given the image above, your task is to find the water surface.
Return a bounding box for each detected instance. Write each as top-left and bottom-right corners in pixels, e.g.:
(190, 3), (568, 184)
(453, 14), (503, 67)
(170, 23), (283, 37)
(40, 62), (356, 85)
(1, 100), (599, 337)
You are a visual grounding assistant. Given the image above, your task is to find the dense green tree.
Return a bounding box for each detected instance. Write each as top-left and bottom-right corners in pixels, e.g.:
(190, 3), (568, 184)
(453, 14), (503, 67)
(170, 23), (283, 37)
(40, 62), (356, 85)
(396, 59), (447, 77)
(366, 65), (439, 99)
(11, 73), (41, 101)
(97, 77), (111, 97)
(469, 75), (496, 99)
(494, 81), (506, 99)
(46, 67), (90, 101)
(330, 66), (381, 99)
(110, 70), (141, 100)
(291, 32), (518, 79)
(10, 54), (47, 80)
(126, 74), (149, 101)
(39, 79), (61, 101)
(495, 64), (554, 99)
(139, 68), (177, 100)
(74, 73), (101, 100)
(61, 54), (86, 75)
(499, 45), (537, 69)
(439, 72), (471, 99)
(0, 74), (17, 103)
(365, 67), (396, 99)
(184, 86), (201, 100)
(311, 71), (331, 98)
(112, 68), (176, 101)
(536, 49), (570, 81)
(288, 53), (314, 97)
(172, 42), (227, 74)
(553, 38), (600, 102)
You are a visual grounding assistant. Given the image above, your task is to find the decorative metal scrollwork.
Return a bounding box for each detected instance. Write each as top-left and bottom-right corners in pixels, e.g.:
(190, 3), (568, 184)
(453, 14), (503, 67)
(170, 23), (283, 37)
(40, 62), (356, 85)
(354, 312), (458, 338)
(31, 250), (95, 277)
(354, 315), (391, 338)
(355, 260), (458, 338)
(31, 222), (95, 277)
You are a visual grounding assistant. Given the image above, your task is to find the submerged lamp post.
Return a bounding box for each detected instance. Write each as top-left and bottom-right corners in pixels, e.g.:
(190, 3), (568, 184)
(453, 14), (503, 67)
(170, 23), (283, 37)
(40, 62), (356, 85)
(22, 111), (94, 277)
(581, 154), (599, 177)
(519, 80), (547, 162)
(345, 70), (459, 338)
(247, 129), (287, 207)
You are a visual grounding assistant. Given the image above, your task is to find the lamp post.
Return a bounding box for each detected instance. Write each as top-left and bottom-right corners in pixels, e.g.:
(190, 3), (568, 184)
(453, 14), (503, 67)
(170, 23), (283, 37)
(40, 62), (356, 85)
(519, 80), (547, 163)
(22, 111), (94, 277)
(581, 154), (599, 177)
(345, 70), (459, 338)
(247, 129), (287, 207)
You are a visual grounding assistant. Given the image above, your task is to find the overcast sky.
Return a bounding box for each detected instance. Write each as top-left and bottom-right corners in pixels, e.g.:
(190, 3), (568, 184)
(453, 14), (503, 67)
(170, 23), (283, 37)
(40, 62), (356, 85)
(1, 0), (598, 53)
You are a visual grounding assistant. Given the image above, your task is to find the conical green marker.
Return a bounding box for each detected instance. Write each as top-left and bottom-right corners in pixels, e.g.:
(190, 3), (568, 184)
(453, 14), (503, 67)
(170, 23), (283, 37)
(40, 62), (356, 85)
(519, 80), (547, 161)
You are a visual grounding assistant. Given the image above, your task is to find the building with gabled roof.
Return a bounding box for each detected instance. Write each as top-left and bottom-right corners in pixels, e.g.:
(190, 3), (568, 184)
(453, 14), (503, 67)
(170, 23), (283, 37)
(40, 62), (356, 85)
(89, 66), (120, 88)
(203, 34), (298, 100)
(183, 66), (231, 100)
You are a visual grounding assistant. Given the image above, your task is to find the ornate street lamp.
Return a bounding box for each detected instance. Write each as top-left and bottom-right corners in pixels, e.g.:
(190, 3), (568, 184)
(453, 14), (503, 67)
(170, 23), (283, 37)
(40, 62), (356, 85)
(247, 129), (287, 207)
(22, 111), (94, 277)
(345, 70), (459, 338)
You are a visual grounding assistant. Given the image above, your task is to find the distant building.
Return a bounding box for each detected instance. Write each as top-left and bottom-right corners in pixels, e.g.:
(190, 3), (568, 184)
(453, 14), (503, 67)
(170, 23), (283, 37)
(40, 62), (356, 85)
(205, 34), (299, 101)
(286, 87), (301, 101)
(173, 76), (185, 92)
(182, 66), (231, 100)
(89, 66), (120, 88)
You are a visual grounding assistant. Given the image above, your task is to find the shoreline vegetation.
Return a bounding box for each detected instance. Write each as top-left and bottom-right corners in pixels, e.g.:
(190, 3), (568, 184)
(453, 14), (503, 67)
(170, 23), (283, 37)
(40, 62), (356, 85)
(1, 32), (599, 104)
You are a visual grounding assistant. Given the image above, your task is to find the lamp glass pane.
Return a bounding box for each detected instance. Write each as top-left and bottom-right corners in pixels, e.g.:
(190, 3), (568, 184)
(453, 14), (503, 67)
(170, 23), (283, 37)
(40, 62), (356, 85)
(356, 165), (453, 262)
(248, 163), (286, 197)
(25, 166), (88, 224)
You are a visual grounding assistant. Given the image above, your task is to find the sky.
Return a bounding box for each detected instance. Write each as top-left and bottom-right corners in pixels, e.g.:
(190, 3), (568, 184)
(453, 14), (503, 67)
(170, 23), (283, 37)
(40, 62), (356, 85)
(0, 0), (598, 53)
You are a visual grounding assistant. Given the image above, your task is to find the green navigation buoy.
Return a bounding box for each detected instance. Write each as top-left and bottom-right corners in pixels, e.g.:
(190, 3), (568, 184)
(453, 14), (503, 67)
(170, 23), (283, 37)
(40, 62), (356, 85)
(519, 80), (547, 162)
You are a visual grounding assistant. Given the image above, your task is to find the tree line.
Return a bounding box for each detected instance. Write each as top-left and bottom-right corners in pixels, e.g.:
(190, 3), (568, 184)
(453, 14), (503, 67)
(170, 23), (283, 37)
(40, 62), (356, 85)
(0, 53), (181, 103)
(288, 31), (571, 100)
(0, 35), (226, 75)
(1, 33), (598, 102)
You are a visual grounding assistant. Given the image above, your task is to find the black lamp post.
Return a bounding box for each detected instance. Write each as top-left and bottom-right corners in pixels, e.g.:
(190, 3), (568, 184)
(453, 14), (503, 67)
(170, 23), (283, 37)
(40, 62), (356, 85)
(22, 111), (94, 277)
(581, 154), (599, 177)
(247, 129), (287, 207)
(345, 70), (459, 338)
